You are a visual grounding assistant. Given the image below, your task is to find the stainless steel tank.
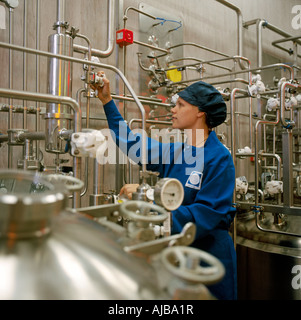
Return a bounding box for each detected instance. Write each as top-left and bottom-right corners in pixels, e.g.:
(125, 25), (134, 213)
(0, 171), (166, 299)
(46, 1), (73, 154)
(236, 212), (301, 300)
(0, 170), (223, 300)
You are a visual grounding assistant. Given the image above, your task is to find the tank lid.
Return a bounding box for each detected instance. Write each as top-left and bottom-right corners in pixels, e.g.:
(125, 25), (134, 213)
(0, 170), (66, 239)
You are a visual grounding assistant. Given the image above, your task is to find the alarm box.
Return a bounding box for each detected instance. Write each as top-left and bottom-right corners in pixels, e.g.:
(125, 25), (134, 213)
(116, 29), (134, 47)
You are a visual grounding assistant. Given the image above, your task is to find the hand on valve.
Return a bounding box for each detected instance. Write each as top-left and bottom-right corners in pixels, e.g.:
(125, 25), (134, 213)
(90, 71), (112, 106)
(119, 184), (139, 200)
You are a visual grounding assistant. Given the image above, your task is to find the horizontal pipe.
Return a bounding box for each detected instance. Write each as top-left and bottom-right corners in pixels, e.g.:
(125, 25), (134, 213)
(133, 40), (169, 54)
(173, 63), (294, 85)
(0, 88), (82, 133)
(0, 135), (9, 142)
(272, 35), (301, 45)
(19, 131), (45, 141)
(111, 94), (170, 108)
(167, 57), (232, 72)
(169, 42), (230, 58)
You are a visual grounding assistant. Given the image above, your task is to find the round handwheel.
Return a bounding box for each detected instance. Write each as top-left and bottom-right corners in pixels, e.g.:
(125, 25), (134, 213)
(45, 174), (84, 192)
(119, 200), (168, 223)
(161, 246), (225, 285)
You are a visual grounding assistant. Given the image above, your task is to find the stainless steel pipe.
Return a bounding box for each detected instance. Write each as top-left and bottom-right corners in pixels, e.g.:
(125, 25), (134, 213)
(215, 0), (245, 69)
(73, 0), (115, 58)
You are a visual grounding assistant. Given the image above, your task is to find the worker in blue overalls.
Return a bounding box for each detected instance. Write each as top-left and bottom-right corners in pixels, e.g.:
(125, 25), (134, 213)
(92, 72), (237, 300)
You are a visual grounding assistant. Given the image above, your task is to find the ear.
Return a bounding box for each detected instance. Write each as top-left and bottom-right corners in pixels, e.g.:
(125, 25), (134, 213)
(197, 111), (206, 118)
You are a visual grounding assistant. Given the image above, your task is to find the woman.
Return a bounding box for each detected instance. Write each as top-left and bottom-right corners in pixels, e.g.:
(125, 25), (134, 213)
(92, 73), (237, 300)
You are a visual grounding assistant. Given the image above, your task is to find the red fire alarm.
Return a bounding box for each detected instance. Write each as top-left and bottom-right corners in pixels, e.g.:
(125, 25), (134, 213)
(116, 29), (134, 47)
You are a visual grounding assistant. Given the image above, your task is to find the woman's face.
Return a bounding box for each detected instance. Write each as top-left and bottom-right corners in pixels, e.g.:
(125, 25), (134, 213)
(171, 97), (204, 130)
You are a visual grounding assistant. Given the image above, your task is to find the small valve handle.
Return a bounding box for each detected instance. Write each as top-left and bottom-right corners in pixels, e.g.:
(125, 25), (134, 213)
(94, 73), (105, 87)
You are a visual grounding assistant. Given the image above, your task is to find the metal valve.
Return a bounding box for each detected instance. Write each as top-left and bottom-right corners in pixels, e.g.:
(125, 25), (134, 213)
(88, 72), (105, 87)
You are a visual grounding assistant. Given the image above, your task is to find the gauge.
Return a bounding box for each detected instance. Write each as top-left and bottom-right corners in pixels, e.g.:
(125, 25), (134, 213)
(154, 178), (184, 211)
(146, 188), (154, 201)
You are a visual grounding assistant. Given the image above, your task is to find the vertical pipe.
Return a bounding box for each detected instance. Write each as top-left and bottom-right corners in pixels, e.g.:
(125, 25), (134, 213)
(293, 42), (298, 78)
(57, 0), (66, 29)
(254, 113), (280, 207)
(215, 0), (245, 69)
(230, 88), (238, 249)
(72, 0), (115, 58)
(23, 0), (27, 129)
(249, 97), (253, 150)
(230, 88), (250, 249)
(282, 133), (294, 207)
(256, 20), (265, 69)
(8, 7), (13, 168)
(35, 0), (40, 157)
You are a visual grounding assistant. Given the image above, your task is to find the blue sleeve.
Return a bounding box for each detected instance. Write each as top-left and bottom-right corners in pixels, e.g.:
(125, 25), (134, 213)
(103, 100), (167, 176)
(171, 153), (236, 239)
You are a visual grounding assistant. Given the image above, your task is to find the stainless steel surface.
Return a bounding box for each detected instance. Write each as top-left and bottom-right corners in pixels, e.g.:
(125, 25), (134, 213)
(0, 209), (169, 300)
(0, 170), (66, 239)
(46, 30), (73, 154)
(236, 213), (301, 300)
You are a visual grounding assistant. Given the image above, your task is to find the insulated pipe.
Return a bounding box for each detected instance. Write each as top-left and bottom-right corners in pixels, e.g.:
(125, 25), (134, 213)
(0, 88), (82, 208)
(0, 42), (148, 179)
(215, 0), (245, 69)
(73, 0), (115, 58)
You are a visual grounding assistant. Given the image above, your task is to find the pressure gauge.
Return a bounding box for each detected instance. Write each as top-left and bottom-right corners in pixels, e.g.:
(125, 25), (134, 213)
(154, 178), (184, 211)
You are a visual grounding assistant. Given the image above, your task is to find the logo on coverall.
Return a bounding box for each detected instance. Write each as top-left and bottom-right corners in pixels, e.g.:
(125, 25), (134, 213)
(185, 171), (203, 190)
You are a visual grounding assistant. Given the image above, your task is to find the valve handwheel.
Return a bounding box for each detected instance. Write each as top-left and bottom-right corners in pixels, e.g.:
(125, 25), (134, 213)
(161, 246), (225, 285)
(45, 174), (84, 192)
(120, 200), (168, 223)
